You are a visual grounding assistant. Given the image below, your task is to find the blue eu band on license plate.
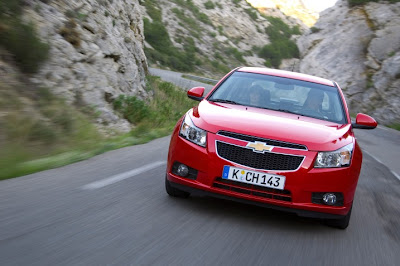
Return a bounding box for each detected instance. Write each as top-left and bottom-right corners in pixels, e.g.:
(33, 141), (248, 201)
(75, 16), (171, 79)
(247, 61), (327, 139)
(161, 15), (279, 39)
(222, 166), (286, 190)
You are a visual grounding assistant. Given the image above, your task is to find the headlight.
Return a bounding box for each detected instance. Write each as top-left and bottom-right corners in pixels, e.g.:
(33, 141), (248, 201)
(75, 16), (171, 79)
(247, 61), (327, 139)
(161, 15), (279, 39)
(314, 143), (354, 168)
(179, 115), (207, 147)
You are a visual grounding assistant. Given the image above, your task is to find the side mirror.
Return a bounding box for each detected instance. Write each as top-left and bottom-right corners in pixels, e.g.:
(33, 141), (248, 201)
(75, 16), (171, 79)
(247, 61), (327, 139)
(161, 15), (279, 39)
(187, 87), (205, 101)
(352, 113), (377, 129)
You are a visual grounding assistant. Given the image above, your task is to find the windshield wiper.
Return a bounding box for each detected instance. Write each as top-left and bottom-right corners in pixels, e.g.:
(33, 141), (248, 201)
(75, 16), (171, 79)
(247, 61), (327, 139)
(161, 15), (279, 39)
(209, 99), (239, 105)
(275, 109), (302, 116)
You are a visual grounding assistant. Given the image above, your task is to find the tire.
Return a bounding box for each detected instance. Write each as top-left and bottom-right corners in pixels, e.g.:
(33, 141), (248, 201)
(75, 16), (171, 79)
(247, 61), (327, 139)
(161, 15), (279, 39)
(324, 205), (352, 229)
(165, 176), (190, 198)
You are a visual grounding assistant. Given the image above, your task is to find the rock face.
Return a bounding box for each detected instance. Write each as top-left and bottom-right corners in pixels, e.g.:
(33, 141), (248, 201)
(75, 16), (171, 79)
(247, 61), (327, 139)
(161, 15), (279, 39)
(298, 0), (400, 125)
(247, 0), (321, 27)
(26, 0), (148, 133)
(144, 0), (303, 76)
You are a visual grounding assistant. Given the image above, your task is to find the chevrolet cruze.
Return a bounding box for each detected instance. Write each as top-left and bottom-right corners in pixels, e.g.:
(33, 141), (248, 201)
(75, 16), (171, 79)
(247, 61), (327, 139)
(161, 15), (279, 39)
(165, 67), (377, 229)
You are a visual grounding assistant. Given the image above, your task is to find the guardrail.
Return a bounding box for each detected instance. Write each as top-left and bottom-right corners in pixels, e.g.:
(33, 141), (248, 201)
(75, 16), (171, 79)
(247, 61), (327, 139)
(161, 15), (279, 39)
(182, 74), (219, 85)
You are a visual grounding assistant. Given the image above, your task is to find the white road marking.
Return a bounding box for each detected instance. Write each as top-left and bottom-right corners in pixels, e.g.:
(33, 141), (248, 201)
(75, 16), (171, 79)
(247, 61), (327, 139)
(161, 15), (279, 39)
(81, 161), (167, 190)
(363, 151), (400, 182)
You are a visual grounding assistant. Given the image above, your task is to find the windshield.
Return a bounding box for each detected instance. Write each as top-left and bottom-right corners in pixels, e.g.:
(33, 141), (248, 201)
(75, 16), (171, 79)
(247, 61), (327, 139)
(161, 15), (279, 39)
(208, 71), (347, 124)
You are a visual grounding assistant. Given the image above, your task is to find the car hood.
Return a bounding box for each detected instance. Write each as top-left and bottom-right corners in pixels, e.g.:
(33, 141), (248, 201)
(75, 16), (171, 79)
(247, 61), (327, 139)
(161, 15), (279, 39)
(190, 101), (353, 151)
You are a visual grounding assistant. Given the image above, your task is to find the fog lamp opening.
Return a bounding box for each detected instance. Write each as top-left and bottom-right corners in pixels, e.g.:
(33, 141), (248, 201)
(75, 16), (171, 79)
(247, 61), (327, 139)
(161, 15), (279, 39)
(323, 193), (337, 205)
(177, 164), (189, 177)
(171, 161), (198, 180)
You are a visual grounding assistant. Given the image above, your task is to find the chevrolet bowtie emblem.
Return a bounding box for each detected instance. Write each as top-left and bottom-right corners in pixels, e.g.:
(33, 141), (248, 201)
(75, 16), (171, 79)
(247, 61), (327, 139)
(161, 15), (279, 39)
(246, 141), (273, 153)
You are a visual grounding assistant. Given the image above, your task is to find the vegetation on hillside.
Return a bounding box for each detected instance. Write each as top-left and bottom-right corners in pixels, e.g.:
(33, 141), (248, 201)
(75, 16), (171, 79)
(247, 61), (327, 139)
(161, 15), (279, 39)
(142, 0), (301, 74)
(112, 76), (195, 134)
(0, 76), (195, 180)
(143, 0), (199, 72)
(258, 16), (300, 68)
(0, 0), (49, 74)
(348, 0), (400, 6)
(144, 0), (238, 75)
(0, 84), (103, 179)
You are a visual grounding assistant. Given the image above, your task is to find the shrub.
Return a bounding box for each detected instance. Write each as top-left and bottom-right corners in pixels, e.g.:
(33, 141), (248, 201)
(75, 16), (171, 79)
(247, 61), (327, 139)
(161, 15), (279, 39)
(258, 16), (300, 68)
(347, 0), (399, 6)
(231, 0), (240, 6)
(226, 47), (245, 63)
(244, 8), (258, 21)
(144, 18), (172, 52)
(171, 0), (211, 25)
(29, 121), (57, 144)
(144, 17), (198, 72)
(204, 1), (215, 9)
(259, 40), (299, 68)
(172, 8), (203, 33)
(265, 16), (292, 39)
(59, 19), (81, 47)
(0, 19), (49, 74)
(310, 27), (321, 33)
(348, 0), (377, 6)
(292, 25), (301, 35)
(113, 95), (150, 124)
(0, 0), (22, 18)
(113, 76), (195, 128)
(143, 0), (162, 22)
(0, 0), (49, 74)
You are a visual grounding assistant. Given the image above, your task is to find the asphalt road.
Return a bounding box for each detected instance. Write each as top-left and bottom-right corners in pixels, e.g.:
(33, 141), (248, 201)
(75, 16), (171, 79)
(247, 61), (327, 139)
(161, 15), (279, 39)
(149, 67), (215, 93)
(1, 69), (400, 265)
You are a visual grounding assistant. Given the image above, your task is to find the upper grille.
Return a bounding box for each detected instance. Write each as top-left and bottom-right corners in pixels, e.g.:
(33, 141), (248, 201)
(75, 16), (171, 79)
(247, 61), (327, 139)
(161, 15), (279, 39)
(216, 141), (304, 171)
(218, 131), (307, 150)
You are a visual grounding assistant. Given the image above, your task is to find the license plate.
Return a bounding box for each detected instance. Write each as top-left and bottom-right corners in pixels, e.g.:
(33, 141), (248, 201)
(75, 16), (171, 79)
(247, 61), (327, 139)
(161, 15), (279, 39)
(222, 166), (286, 190)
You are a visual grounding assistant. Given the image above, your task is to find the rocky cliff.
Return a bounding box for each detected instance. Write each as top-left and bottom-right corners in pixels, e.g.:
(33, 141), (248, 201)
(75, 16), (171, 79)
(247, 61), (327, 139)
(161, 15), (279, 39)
(247, 0), (320, 27)
(298, 0), (400, 125)
(143, 0), (303, 77)
(24, 0), (148, 132)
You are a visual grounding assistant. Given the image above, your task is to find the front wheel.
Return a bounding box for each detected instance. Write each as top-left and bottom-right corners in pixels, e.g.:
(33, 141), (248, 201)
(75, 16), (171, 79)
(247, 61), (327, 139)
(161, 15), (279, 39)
(324, 205), (352, 229)
(165, 176), (190, 198)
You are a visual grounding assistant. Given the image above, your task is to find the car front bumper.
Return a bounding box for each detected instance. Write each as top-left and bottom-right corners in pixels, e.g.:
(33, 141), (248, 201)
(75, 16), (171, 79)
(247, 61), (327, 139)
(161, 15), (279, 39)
(167, 129), (362, 218)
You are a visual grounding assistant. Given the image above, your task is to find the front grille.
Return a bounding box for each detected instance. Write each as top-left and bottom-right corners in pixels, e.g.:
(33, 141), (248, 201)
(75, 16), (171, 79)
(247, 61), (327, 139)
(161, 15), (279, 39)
(218, 131), (307, 150)
(213, 177), (292, 202)
(216, 141), (304, 171)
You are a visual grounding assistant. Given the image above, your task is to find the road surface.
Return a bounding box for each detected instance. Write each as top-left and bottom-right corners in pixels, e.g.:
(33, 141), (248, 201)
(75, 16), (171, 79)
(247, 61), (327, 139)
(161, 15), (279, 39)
(0, 69), (399, 265)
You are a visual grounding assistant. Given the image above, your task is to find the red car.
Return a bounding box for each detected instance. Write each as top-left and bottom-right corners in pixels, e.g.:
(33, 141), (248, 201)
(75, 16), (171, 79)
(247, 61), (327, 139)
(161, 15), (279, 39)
(165, 67), (377, 229)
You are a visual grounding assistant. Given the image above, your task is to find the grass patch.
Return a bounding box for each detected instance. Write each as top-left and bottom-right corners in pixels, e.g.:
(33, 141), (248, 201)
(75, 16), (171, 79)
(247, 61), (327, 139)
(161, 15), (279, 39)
(387, 123), (400, 131)
(0, 88), (104, 180)
(0, 77), (195, 180)
(113, 76), (195, 130)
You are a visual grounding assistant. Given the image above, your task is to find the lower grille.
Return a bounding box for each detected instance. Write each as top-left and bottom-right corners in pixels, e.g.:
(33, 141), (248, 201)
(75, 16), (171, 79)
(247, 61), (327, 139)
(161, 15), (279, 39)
(216, 141), (304, 171)
(213, 178), (292, 202)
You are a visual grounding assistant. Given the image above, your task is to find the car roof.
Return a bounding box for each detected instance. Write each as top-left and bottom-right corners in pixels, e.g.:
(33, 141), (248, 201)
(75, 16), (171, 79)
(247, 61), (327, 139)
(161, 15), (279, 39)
(237, 67), (335, 87)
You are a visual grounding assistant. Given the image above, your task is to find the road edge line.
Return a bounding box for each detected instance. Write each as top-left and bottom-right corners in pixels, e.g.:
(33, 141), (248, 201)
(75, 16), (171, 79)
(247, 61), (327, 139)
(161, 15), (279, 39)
(81, 161), (166, 190)
(363, 151), (400, 182)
